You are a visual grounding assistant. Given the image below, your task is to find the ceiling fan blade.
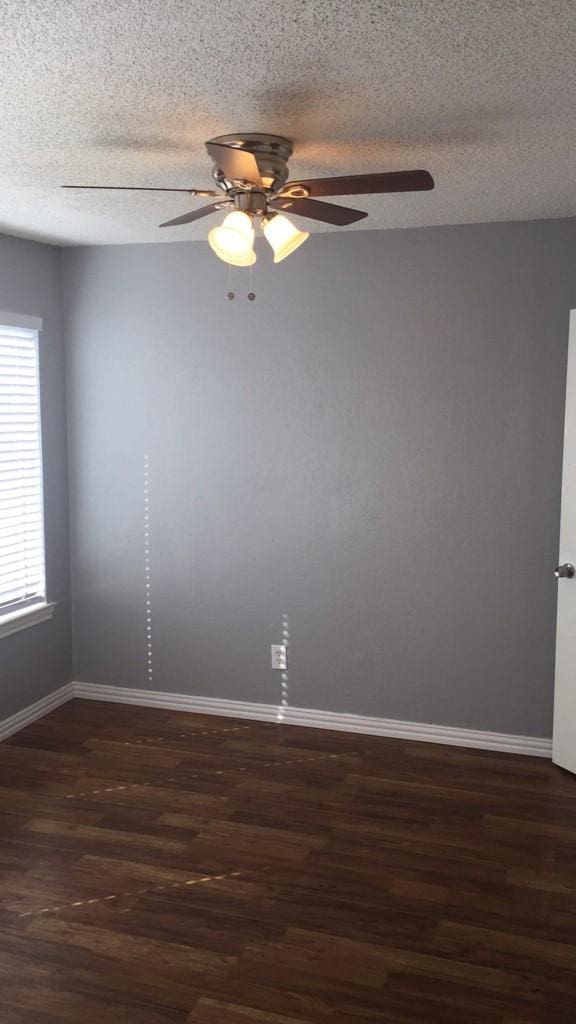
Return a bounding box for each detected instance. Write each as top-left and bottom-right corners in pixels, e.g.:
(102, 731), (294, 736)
(270, 196), (367, 226)
(62, 185), (219, 196)
(205, 142), (262, 187)
(159, 202), (230, 228)
(280, 170), (434, 199)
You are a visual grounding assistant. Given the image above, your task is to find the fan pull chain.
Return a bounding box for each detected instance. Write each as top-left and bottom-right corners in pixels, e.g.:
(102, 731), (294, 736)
(225, 264), (255, 301)
(248, 261), (255, 302)
(227, 263), (235, 300)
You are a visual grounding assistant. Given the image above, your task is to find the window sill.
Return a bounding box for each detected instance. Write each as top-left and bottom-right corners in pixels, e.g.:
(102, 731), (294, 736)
(0, 602), (56, 641)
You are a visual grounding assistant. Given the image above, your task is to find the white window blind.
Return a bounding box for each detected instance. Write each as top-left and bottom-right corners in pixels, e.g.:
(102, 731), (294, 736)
(0, 319), (46, 616)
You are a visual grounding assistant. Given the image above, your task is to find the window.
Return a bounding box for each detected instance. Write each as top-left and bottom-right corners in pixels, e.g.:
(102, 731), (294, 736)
(0, 312), (54, 639)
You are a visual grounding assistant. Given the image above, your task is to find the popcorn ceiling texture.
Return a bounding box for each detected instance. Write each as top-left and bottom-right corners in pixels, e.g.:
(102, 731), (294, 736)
(1, 0), (575, 245)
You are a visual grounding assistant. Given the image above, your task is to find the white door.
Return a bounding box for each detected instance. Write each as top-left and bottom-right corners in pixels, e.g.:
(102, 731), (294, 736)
(553, 309), (576, 774)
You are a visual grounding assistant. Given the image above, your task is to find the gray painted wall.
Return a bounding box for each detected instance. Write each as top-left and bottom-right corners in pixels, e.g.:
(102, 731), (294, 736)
(0, 233), (71, 717)
(63, 219), (576, 737)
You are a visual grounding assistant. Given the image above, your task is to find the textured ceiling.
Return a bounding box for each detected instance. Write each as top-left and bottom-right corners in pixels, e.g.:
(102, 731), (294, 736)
(1, 0), (576, 246)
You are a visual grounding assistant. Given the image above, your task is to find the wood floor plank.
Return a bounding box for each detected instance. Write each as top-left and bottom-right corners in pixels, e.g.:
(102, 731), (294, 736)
(26, 915), (236, 975)
(188, 998), (319, 1023)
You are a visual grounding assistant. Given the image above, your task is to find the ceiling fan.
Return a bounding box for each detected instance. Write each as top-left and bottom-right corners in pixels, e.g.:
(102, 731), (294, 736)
(64, 133), (434, 266)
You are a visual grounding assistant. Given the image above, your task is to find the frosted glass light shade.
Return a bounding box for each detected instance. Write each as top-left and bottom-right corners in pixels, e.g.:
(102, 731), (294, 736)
(208, 211), (256, 266)
(263, 214), (309, 263)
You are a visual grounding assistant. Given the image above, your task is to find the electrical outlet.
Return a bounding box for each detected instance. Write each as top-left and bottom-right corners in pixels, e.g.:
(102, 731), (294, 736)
(271, 644), (287, 670)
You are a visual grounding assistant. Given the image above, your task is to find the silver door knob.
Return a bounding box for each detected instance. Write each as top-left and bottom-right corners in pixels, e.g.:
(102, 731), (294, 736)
(555, 563), (575, 579)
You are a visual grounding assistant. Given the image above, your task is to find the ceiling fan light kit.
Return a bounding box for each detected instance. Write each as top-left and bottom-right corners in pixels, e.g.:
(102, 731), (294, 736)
(64, 132), (434, 269)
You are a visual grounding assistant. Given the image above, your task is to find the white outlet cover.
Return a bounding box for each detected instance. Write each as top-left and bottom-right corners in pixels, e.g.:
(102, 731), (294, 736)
(271, 644), (287, 670)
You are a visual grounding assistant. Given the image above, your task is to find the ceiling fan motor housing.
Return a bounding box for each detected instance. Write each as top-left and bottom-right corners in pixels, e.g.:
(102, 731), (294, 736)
(209, 133), (293, 194)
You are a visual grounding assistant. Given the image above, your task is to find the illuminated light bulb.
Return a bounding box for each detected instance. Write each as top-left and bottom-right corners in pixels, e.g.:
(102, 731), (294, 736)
(263, 214), (309, 263)
(208, 211), (256, 266)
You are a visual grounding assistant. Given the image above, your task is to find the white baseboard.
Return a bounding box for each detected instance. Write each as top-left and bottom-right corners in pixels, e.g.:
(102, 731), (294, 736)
(0, 679), (552, 758)
(0, 682), (74, 742)
(71, 681), (552, 758)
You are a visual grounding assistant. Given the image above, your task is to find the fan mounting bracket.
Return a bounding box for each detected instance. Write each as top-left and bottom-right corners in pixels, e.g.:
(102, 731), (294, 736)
(279, 184), (311, 199)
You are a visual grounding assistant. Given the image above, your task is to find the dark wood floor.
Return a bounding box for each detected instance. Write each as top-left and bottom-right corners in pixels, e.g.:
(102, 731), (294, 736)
(0, 700), (575, 1023)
